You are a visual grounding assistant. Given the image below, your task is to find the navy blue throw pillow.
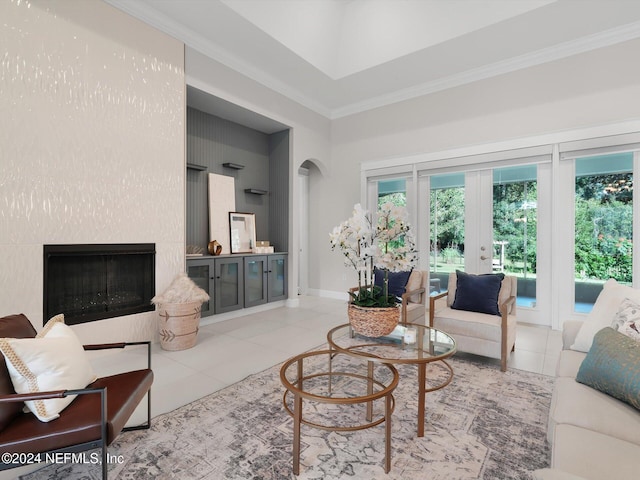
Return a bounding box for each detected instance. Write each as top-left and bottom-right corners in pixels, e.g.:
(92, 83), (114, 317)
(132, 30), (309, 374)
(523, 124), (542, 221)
(374, 269), (412, 298)
(451, 270), (505, 316)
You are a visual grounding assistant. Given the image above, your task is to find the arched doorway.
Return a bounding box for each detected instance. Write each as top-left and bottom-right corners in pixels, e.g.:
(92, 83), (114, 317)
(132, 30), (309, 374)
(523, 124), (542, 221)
(298, 159), (325, 295)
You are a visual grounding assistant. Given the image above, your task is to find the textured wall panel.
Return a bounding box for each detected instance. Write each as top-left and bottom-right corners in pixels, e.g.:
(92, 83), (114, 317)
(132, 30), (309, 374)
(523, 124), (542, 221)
(0, 0), (185, 339)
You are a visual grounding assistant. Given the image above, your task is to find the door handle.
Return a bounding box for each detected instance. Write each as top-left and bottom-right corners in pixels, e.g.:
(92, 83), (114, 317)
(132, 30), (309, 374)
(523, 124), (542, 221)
(480, 256), (488, 261)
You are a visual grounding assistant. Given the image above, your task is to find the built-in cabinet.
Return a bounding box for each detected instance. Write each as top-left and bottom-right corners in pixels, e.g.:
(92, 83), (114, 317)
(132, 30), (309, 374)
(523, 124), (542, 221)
(187, 253), (287, 317)
(244, 254), (288, 308)
(186, 98), (291, 317)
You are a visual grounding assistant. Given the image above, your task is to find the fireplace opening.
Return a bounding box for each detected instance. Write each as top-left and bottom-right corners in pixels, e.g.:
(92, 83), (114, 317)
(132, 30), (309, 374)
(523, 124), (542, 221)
(43, 244), (155, 326)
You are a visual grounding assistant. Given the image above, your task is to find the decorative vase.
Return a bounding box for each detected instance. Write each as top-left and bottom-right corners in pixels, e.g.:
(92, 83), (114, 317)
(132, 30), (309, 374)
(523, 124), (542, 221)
(208, 240), (222, 256)
(157, 301), (202, 351)
(347, 304), (400, 338)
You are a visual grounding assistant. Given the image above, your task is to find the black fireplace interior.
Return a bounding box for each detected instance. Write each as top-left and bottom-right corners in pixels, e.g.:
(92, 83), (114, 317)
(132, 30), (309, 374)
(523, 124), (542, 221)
(44, 244), (155, 326)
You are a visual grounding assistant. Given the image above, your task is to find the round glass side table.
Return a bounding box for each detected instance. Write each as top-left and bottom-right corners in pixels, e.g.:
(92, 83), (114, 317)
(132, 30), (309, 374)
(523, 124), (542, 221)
(327, 323), (456, 437)
(280, 349), (399, 475)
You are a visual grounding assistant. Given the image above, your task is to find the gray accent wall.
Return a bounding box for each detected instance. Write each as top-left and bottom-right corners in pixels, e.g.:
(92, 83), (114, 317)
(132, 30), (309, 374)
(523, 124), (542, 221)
(269, 130), (290, 252)
(187, 107), (289, 252)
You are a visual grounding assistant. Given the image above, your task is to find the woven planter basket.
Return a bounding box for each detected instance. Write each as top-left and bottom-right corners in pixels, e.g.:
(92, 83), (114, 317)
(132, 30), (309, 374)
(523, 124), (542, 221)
(347, 304), (400, 338)
(158, 301), (202, 351)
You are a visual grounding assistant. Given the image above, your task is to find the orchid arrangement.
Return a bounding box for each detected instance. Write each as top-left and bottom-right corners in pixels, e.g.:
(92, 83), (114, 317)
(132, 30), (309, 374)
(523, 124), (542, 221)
(329, 202), (418, 307)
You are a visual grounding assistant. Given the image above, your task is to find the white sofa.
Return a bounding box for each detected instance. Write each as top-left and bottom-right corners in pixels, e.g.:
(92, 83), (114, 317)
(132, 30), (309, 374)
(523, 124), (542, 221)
(536, 320), (640, 480)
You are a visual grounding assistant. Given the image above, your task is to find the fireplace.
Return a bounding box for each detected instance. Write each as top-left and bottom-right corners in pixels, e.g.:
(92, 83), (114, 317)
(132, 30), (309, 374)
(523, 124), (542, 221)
(43, 244), (155, 326)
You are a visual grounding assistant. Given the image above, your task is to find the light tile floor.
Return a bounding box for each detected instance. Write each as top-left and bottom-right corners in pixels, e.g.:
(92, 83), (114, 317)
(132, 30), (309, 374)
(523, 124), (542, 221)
(2, 296), (563, 479)
(87, 295), (563, 423)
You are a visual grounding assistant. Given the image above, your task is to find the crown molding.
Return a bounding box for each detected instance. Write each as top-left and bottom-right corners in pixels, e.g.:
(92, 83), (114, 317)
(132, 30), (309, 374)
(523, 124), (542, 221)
(104, 0), (333, 118)
(331, 20), (640, 119)
(105, 1), (640, 121)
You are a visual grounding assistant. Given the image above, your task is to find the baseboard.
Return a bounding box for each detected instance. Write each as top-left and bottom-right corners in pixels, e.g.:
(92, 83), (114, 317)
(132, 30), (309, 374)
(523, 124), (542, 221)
(306, 289), (349, 301)
(199, 300), (286, 326)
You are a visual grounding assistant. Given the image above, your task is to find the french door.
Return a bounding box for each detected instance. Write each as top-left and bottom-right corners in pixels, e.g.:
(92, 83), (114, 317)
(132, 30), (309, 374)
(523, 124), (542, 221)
(425, 162), (551, 326)
(365, 132), (640, 330)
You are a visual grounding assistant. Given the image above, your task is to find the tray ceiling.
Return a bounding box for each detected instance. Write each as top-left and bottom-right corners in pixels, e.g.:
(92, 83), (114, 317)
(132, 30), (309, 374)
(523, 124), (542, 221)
(107, 0), (640, 119)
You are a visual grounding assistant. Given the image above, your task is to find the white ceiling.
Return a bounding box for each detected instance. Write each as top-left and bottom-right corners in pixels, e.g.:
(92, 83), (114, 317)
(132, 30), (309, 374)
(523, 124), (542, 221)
(107, 0), (640, 121)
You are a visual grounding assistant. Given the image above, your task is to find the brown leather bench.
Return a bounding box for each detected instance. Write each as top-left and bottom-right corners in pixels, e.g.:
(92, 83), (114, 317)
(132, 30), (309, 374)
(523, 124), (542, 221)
(0, 314), (153, 478)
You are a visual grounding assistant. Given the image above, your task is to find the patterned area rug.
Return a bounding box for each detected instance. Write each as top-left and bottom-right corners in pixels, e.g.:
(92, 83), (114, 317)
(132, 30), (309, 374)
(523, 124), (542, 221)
(21, 354), (554, 480)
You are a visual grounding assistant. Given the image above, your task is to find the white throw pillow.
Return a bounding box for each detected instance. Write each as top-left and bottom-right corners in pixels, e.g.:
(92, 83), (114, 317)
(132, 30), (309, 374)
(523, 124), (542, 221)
(0, 317), (97, 422)
(35, 313), (65, 338)
(571, 279), (640, 352)
(611, 298), (640, 342)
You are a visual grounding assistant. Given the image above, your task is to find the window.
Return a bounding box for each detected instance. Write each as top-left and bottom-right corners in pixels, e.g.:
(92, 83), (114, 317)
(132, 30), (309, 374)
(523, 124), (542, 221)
(364, 129), (640, 328)
(574, 153), (633, 312)
(377, 178), (406, 208)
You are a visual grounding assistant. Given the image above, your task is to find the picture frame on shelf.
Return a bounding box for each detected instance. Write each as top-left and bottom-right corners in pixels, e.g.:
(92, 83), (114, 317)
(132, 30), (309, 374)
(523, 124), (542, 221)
(229, 212), (256, 254)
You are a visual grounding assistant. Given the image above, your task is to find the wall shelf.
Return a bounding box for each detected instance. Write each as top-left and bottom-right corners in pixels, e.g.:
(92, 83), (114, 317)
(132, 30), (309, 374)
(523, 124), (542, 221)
(245, 188), (268, 195)
(223, 162), (245, 170)
(187, 163), (207, 171)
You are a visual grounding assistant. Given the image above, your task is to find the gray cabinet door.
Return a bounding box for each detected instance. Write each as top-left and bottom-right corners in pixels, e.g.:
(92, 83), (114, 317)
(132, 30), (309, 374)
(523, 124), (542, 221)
(214, 257), (244, 314)
(267, 254), (287, 302)
(244, 256), (268, 308)
(186, 258), (215, 317)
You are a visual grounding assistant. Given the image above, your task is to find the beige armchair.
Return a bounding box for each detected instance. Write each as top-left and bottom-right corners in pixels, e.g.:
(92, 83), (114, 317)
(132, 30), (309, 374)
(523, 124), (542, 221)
(401, 270), (428, 325)
(429, 272), (517, 371)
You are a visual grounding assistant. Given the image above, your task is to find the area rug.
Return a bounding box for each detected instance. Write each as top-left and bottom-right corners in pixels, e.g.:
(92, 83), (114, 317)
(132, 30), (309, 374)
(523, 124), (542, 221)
(20, 354), (554, 480)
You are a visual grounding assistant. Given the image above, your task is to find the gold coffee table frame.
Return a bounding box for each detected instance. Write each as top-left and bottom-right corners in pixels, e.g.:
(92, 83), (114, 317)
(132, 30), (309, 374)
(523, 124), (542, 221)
(327, 323), (456, 438)
(280, 349), (399, 475)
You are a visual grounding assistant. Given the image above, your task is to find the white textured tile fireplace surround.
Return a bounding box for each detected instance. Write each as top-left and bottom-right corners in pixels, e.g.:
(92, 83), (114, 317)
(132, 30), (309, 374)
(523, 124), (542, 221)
(1, 0), (185, 343)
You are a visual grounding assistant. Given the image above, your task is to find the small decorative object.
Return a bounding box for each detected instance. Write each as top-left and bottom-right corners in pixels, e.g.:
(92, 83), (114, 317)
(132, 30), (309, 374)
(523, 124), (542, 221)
(229, 212), (256, 253)
(254, 243), (275, 254)
(254, 240), (274, 254)
(186, 245), (204, 257)
(403, 327), (417, 344)
(152, 273), (210, 351)
(208, 240), (222, 256)
(330, 203), (418, 337)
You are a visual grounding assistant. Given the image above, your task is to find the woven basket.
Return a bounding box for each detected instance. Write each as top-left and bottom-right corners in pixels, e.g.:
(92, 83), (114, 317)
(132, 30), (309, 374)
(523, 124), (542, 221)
(347, 304), (400, 338)
(157, 301), (202, 351)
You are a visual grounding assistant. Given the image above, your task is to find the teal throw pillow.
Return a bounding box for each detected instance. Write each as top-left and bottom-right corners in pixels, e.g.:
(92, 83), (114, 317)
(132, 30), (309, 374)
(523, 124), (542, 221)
(576, 327), (640, 411)
(451, 270), (505, 316)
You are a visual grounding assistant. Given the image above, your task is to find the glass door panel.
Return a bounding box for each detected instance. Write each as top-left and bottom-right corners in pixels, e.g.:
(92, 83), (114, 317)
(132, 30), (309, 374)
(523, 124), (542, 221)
(268, 254), (288, 301)
(244, 256), (267, 307)
(186, 260), (213, 316)
(214, 257), (244, 313)
(429, 173), (465, 293)
(493, 165), (538, 308)
(574, 153), (633, 313)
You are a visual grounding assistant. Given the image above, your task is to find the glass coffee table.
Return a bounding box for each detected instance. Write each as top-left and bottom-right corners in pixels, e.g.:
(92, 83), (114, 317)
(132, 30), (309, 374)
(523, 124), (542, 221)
(327, 323), (456, 437)
(280, 349), (399, 474)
